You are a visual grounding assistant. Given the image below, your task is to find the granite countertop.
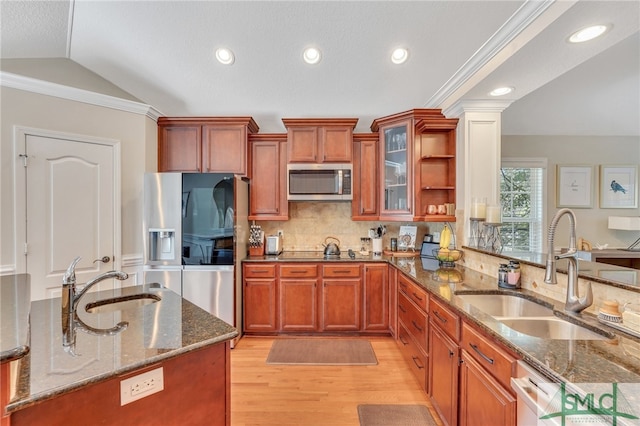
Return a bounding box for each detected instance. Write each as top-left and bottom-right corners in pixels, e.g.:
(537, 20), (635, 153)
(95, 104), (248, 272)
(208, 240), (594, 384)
(245, 252), (640, 387)
(5, 282), (238, 413)
(1, 274), (31, 363)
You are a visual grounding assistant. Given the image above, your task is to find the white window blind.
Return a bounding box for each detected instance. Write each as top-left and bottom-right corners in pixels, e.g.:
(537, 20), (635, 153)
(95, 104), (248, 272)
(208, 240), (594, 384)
(500, 158), (547, 252)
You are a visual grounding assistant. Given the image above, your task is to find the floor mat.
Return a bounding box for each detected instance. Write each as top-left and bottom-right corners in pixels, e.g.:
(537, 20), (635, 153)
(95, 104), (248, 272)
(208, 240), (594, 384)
(357, 404), (437, 426)
(265, 338), (377, 365)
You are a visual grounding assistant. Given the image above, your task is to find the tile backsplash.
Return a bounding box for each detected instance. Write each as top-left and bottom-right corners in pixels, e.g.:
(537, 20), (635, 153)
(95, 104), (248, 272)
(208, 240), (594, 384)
(256, 201), (454, 253)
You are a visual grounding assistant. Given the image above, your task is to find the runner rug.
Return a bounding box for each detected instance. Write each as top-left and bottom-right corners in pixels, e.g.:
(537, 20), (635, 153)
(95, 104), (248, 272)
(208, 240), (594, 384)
(357, 404), (437, 426)
(265, 338), (377, 365)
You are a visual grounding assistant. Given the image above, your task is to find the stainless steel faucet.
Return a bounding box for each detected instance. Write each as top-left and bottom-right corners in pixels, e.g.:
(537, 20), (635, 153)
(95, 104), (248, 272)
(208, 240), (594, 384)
(544, 208), (593, 313)
(62, 256), (129, 314)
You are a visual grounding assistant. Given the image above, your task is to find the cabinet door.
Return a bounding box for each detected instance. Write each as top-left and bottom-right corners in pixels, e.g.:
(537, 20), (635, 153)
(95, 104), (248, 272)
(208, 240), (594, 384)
(249, 139), (288, 220)
(362, 263), (388, 331)
(379, 119), (411, 218)
(287, 127), (318, 162)
(321, 279), (360, 331)
(429, 323), (459, 426)
(279, 279), (318, 331)
(388, 266), (398, 337)
(244, 278), (277, 332)
(202, 125), (247, 174)
(459, 350), (516, 426)
(158, 125), (202, 172)
(352, 136), (379, 219)
(320, 126), (352, 162)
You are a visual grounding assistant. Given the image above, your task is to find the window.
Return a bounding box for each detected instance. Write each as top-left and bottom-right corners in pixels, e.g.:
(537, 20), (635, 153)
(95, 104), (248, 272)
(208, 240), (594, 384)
(500, 158), (547, 252)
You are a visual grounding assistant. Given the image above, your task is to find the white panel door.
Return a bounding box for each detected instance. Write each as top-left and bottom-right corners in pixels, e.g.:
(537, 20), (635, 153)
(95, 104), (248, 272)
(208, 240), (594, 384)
(25, 134), (116, 301)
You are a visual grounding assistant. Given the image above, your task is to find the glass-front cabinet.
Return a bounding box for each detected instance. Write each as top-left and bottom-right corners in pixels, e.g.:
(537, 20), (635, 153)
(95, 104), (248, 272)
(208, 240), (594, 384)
(372, 109), (458, 222)
(380, 120), (412, 218)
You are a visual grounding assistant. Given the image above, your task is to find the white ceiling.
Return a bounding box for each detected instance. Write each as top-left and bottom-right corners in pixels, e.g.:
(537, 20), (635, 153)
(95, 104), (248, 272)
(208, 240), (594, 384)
(1, 0), (638, 136)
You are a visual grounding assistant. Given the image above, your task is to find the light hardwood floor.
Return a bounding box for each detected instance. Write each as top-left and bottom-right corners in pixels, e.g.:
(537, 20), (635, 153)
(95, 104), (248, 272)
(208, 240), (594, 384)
(230, 336), (442, 426)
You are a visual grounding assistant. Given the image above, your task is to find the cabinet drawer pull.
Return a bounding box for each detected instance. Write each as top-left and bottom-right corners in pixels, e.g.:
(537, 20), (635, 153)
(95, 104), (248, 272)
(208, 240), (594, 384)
(399, 336), (409, 346)
(329, 269), (353, 274)
(398, 304), (407, 313)
(433, 310), (447, 323)
(412, 356), (425, 369)
(251, 270), (270, 274)
(411, 320), (423, 332)
(412, 292), (423, 301)
(289, 270), (308, 274)
(470, 343), (494, 365)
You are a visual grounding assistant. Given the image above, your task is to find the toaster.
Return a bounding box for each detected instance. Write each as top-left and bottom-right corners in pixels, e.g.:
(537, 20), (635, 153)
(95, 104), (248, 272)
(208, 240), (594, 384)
(265, 235), (283, 255)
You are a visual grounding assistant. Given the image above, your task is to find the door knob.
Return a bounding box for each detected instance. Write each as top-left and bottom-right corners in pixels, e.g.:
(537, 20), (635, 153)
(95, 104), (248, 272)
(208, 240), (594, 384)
(93, 256), (111, 264)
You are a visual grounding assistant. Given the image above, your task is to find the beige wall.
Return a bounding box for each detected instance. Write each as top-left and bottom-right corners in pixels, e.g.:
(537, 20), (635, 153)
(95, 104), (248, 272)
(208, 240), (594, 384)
(502, 135), (640, 249)
(0, 86), (156, 273)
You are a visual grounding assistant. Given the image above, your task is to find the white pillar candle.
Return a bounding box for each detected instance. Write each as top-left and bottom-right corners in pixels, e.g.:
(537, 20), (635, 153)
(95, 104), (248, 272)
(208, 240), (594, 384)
(471, 198), (486, 219)
(486, 205), (501, 223)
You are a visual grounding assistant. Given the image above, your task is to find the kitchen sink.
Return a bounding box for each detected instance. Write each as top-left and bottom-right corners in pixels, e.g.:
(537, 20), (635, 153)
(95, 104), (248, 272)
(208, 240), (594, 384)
(496, 317), (612, 340)
(456, 293), (554, 317)
(85, 293), (161, 314)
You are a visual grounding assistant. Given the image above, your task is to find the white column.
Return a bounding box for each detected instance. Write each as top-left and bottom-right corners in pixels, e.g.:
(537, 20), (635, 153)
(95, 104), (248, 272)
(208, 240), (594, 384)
(445, 100), (512, 245)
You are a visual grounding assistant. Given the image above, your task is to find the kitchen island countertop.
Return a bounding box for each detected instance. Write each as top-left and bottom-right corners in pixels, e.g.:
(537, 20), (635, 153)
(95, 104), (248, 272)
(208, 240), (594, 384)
(4, 282), (238, 413)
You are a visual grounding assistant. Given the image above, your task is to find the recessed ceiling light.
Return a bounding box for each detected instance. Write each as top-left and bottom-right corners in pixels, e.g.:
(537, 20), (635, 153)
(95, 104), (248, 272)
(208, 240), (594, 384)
(489, 87), (514, 97)
(303, 47), (322, 65)
(391, 48), (409, 65)
(568, 25), (608, 43)
(215, 48), (235, 65)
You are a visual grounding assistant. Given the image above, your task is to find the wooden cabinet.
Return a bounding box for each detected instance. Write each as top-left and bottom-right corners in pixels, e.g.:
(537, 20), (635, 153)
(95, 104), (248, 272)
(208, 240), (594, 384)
(248, 134), (288, 220)
(459, 350), (516, 426)
(321, 264), (361, 331)
(279, 264), (319, 331)
(370, 109), (458, 221)
(243, 264), (278, 332)
(352, 133), (379, 220)
(459, 322), (517, 426)
(282, 118), (358, 163)
(396, 271), (429, 392)
(158, 117), (258, 174)
(11, 343), (231, 426)
(429, 317), (459, 426)
(362, 263), (388, 331)
(387, 266), (398, 337)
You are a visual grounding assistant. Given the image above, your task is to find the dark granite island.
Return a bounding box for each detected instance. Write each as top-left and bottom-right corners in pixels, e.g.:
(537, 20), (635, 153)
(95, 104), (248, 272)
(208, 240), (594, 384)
(1, 278), (237, 426)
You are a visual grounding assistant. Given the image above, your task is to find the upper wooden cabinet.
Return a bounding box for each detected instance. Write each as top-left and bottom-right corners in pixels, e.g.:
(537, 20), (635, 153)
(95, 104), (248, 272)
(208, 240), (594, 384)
(248, 134), (288, 220)
(352, 133), (379, 220)
(158, 117), (259, 174)
(282, 118), (358, 163)
(371, 109), (458, 222)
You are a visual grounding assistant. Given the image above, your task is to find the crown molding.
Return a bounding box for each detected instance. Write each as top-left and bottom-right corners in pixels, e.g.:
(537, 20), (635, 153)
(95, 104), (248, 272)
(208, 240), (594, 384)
(424, 0), (558, 109)
(0, 71), (162, 121)
(445, 99), (514, 118)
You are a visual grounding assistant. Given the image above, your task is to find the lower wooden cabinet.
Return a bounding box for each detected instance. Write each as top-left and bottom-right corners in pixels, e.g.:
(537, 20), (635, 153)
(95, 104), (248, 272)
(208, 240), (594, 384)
(459, 350), (516, 426)
(429, 322), (459, 426)
(397, 322), (427, 390)
(243, 264), (278, 332)
(244, 262), (389, 334)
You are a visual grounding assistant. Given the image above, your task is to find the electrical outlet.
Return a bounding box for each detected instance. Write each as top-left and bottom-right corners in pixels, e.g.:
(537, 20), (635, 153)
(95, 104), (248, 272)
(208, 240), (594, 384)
(277, 230), (284, 238)
(120, 367), (164, 405)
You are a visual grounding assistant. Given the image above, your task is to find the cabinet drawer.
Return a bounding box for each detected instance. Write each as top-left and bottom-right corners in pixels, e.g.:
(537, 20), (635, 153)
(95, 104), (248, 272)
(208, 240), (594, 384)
(244, 264), (276, 278)
(280, 264), (318, 278)
(322, 264), (361, 278)
(461, 322), (517, 390)
(397, 323), (427, 391)
(429, 297), (460, 341)
(398, 292), (428, 352)
(398, 274), (428, 312)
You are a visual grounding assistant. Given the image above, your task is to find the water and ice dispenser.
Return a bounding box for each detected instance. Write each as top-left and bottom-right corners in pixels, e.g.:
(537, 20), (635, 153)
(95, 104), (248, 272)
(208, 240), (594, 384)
(148, 228), (176, 261)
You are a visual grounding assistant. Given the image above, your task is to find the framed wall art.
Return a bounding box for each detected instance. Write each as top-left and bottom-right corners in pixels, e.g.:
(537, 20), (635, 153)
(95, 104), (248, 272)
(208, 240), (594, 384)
(599, 165), (638, 209)
(556, 165), (594, 208)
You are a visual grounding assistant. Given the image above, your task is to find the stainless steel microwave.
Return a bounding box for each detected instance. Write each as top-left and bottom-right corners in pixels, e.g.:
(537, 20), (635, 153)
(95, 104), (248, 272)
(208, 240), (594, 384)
(287, 163), (353, 201)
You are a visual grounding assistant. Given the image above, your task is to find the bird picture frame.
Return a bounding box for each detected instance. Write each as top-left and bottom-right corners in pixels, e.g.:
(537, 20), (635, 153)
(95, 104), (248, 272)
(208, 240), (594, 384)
(556, 165), (594, 208)
(600, 165), (638, 209)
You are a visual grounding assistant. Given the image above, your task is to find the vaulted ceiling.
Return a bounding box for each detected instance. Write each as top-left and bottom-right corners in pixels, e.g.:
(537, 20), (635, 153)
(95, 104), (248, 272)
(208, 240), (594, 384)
(2, 0), (638, 136)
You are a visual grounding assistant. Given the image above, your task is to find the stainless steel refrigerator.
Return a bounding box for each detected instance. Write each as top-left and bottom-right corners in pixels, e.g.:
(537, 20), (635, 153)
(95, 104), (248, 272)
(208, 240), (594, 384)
(143, 173), (248, 345)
